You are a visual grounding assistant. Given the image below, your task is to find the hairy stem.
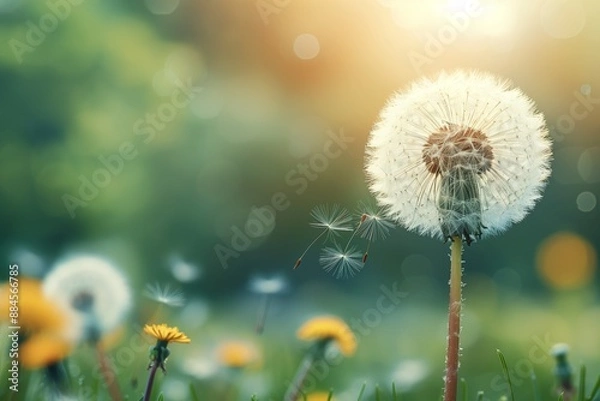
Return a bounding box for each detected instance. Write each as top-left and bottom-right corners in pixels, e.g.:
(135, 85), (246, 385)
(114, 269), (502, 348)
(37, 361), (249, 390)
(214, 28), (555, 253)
(444, 236), (463, 401)
(96, 344), (123, 401)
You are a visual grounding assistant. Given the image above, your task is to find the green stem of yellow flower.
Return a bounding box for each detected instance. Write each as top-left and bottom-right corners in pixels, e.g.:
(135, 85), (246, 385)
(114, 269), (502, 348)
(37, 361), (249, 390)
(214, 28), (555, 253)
(444, 236), (463, 401)
(143, 361), (159, 401)
(283, 352), (315, 401)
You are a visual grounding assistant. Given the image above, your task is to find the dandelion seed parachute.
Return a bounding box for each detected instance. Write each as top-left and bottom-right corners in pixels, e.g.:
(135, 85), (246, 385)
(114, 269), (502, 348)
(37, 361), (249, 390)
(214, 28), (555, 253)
(319, 246), (363, 279)
(144, 282), (186, 307)
(365, 70), (552, 241)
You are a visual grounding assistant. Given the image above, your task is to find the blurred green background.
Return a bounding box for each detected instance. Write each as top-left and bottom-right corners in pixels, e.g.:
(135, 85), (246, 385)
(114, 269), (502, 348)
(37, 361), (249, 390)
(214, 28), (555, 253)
(1, 0), (599, 399)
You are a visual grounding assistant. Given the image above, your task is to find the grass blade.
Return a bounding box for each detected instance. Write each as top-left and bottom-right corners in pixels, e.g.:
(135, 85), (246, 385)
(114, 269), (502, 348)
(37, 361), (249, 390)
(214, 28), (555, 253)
(587, 374), (600, 401)
(327, 389), (334, 401)
(375, 384), (381, 401)
(461, 377), (467, 401)
(476, 391), (484, 401)
(579, 365), (586, 401)
(356, 382), (367, 401)
(532, 370), (541, 401)
(190, 383), (200, 401)
(392, 382), (398, 401)
(497, 349), (516, 401)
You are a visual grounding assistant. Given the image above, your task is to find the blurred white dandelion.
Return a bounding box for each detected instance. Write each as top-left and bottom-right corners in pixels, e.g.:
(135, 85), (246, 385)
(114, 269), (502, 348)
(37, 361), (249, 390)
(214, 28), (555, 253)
(294, 204), (353, 269)
(365, 70), (552, 243)
(319, 246), (364, 279)
(390, 359), (430, 392)
(249, 275), (288, 334)
(144, 282), (186, 307)
(249, 275), (288, 295)
(181, 355), (218, 380)
(43, 254), (132, 341)
(168, 254), (202, 283)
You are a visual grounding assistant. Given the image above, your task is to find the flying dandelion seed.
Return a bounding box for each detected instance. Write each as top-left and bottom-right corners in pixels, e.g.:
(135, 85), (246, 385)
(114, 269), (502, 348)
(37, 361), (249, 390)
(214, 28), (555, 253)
(319, 246), (364, 279)
(365, 70), (552, 244)
(293, 204), (353, 269)
(355, 202), (396, 262)
(144, 282), (186, 307)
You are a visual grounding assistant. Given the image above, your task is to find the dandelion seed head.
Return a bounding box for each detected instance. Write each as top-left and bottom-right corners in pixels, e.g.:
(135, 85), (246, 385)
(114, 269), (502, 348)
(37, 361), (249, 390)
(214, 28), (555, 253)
(144, 282), (186, 307)
(366, 70), (552, 241)
(319, 246), (364, 279)
(43, 255), (132, 339)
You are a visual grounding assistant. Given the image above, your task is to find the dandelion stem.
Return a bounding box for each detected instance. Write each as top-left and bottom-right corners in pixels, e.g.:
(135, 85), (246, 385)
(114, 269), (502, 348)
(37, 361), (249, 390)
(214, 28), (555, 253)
(284, 348), (320, 401)
(444, 236), (463, 401)
(255, 294), (271, 334)
(96, 344), (123, 401)
(143, 361), (160, 401)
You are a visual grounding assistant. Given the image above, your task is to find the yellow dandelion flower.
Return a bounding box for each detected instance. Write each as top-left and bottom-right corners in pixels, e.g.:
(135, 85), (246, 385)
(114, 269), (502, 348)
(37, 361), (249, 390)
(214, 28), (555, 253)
(297, 316), (356, 356)
(0, 279), (75, 368)
(143, 323), (191, 344)
(0, 279), (65, 332)
(142, 323), (190, 400)
(217, 341), (259, 368)
(19, 333), (72, 369)
(306, 392), (336, 401)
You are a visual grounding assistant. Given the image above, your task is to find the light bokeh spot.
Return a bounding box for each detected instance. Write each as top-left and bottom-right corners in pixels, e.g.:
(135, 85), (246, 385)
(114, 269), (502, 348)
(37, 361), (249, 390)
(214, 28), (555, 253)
(576, 191), (597, 212)
(294, 34), (320, 60)
(537, 232), (597, 289)
(578, 147), (600, 183)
